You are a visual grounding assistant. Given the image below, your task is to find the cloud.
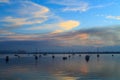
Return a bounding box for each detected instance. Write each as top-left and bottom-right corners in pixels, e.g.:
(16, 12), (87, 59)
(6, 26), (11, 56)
(0, 29), (15, 35)
(0, 0), (80, 34)
(2, 16), (47, 27)
(0, 0), (9, 3)
(26, 23), (58, 31)
(1, 25), (120, 47)
(63, 2), (89, 12)
(2, 16), (27, 27)
(57, 26), (120, 46)
(59, 20), (80, 30)
(50, 0), (114, 12)
(0, 25), (120, 51)
(51, 30), (64, 34)
(26, 20), (80, 33)
(50, 0), (89, 12)
(106, 15), (120, 20)
(0, 1), (50, 27)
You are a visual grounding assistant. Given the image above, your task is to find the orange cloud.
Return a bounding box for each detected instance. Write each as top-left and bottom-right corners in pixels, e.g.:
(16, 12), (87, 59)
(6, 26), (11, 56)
(26, 20), (80, 33)
(7, 35), (39, 40)
(51, 30), (64, 34)
(56, 33), (89, 41)
(59, 20), (80, 30)
(76, 33), (89, 40)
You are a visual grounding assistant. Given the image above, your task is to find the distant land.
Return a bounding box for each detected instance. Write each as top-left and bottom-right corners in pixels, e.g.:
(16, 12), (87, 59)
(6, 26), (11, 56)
(0, 50), (120, 54)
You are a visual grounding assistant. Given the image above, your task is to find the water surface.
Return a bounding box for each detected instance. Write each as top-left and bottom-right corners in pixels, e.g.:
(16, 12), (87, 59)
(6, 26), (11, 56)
(0, 54), (120, 80)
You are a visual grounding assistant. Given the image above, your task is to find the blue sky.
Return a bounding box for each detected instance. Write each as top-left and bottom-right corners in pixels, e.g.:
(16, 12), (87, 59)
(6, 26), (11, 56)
(0, 0), (120, 52)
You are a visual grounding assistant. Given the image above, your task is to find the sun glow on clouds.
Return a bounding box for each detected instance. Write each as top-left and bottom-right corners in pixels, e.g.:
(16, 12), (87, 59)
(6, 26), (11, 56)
(52, 20), (80, 33)
(51, 30), (64, 34)
(75, 33), (88, 40)
(59, 20), (80, 30)
(56, 33), (89, 41)
(27, 20), (80, 33)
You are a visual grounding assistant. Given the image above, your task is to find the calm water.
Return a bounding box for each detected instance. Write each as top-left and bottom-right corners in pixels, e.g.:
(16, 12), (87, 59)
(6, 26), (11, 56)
(0, 54), (120, 80)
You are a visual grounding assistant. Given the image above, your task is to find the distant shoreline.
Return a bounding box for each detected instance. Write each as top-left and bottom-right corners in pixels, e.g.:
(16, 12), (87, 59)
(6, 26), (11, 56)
(0, 52), (120, 54)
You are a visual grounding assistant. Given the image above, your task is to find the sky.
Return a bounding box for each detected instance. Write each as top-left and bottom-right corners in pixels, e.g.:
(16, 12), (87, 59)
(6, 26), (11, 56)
(0, 0), (120, 52)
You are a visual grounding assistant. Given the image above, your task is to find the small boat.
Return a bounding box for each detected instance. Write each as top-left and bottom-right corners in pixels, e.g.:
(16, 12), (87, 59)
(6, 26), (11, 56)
(52, 55), (55, 59)
(5, 56), (9, 63)
(112, 55), (114, 57)
(97, 54), (100, 58)
(68, 55), (71, 58)
(62, 57), (67, 60)
(34, 55), (38, 60)
(85, 55), (90, 62)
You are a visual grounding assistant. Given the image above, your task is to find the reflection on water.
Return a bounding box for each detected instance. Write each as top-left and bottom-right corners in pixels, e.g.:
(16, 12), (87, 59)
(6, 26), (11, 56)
(0, 54), (120, 80)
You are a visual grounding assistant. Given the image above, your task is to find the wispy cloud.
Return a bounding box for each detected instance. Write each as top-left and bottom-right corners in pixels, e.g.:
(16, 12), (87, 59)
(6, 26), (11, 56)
(50, 0), (114, 12)
(26, 23), (58, 31)
(0, 1), (50, 27)
(106, 15), (120, 20)
(50, 0), (89, 12)
(0, 29), (15, 35)
(63, 2), (89, 12)
(1, 16), (47, 27)
(0, 0), (9, 3)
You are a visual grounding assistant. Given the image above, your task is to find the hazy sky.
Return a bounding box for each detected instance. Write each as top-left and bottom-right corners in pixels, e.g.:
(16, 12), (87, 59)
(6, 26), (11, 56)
(0, 0), (120, 52)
